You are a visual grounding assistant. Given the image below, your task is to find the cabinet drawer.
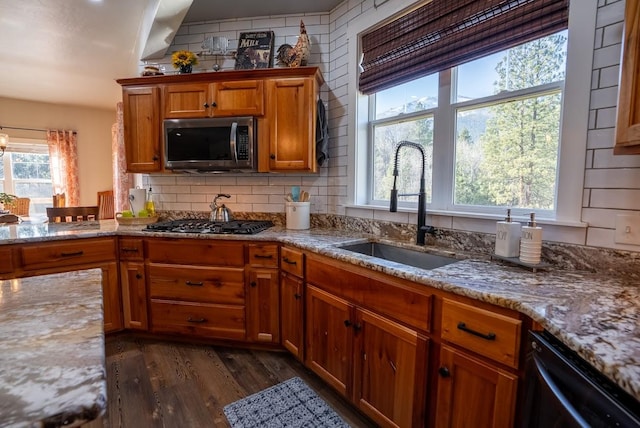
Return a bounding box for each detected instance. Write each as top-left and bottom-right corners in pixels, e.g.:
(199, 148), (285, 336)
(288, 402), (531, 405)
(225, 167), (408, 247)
(21, 238), (116, 270)
(150, 299), (245, 340)
(281, 247), (303, 277)
(147, 239), (245, 266)
(118, 238), (144, 261)
(148, 264), (245, 304)
(441, 299), (521, 368)
(248, 244), (279, 267)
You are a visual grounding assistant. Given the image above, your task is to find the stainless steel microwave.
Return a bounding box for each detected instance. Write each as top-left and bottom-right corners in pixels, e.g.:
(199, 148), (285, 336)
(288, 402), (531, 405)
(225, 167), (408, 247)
(163, 117), (256, 172)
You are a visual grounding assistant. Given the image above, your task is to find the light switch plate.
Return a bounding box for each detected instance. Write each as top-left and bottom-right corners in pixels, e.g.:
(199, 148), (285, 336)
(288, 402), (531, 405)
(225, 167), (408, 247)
(614, 214), (640, 245)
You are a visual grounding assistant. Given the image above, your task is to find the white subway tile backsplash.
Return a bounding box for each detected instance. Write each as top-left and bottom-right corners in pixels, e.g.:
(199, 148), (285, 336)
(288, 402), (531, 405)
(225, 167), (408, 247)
(593, 149), (640, 168)
(592, 43), (622, 69)
(602, 21), (624, 46)
(585, 168), (640, 189)
(590, 86), (619, 109)
(598, 65), (620, 88)
(587, 128), (615, 149)
(590, 189), (640, 210)
(595, 107), (617, 128)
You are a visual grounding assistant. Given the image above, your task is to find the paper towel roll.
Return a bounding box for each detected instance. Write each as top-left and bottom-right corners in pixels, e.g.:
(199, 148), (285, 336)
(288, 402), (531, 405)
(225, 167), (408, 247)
(129, 188), (147, 216)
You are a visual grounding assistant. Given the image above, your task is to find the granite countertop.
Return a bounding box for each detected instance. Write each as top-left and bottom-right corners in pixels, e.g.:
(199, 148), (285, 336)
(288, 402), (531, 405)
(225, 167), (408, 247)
(0, 269), (106, 428)
(0, 220), (638, 402)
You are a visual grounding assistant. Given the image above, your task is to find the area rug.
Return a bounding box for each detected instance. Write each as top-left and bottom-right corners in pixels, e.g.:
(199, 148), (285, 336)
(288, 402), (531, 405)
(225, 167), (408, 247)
(223, 377), (350, 428)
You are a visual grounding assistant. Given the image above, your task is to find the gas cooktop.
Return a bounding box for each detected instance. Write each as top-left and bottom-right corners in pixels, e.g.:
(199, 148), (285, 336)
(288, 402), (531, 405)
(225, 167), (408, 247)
(144, 219), (273, 235)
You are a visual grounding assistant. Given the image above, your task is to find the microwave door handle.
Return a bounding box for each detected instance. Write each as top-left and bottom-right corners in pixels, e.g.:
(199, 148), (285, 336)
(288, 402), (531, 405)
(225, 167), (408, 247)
(230, 122), (238, 165)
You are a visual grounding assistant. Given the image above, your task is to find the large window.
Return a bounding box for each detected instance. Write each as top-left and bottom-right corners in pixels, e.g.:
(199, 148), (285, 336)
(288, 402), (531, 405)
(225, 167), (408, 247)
(367, 31), (567, 217)
(0, 142), (53, 215)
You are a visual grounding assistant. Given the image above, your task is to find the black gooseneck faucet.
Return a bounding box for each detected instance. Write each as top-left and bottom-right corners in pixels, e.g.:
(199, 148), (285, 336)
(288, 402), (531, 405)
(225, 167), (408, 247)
(390, 141), (434, 245)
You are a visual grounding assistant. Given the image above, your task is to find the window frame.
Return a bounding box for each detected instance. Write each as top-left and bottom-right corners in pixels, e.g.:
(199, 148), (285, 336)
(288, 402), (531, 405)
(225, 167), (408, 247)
(348, 0), (596, 226)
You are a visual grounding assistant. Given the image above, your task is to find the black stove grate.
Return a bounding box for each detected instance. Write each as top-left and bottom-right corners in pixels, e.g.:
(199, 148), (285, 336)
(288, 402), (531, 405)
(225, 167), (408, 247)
(144, 219), (273, 235)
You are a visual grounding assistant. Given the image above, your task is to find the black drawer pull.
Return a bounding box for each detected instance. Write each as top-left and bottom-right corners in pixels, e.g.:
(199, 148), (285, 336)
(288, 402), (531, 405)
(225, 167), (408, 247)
(135, 273), (142, 279)
(438, 366), (450, 378)
(60, 250), (83, 257)
(185, 281), (204, 287)
(283, 257), (297, 265)
(457, 322), (496, 341)
(294, 293), (302, 300)
(254, 254), (274, 259)
(121, 247), (139, 252)
(187, 317), (207, 323)
(344, 320), (352, 327)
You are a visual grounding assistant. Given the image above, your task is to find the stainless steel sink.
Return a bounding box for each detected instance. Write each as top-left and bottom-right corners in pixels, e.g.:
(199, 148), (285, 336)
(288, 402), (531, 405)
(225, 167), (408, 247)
(337, 242), (460, 270)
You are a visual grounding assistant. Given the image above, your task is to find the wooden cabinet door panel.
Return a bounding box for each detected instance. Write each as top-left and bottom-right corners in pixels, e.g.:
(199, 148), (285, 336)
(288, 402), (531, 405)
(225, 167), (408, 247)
(247, 243), (279, 268)
(354, 309), (428, 428)
(101, 262), (123, 333)
(212, 80), (264, 116)
(435, 345), (518, 428)
(281, 246), (304, 277)
(615, 0), (640, 154)
(122, 86), (161, 172)
(150, 299), (245, 340)
(120, 261), (147, 330)
(280, 272), (304, 360)
(21, 238), (116, 270)
(246, 268), (280, 343)
(164, 83), (209, 118)
(305, 285), (353, 397)
(0, 246), (15, 274)
(265, 78), (315, 172)
(148, 264), (245, 304)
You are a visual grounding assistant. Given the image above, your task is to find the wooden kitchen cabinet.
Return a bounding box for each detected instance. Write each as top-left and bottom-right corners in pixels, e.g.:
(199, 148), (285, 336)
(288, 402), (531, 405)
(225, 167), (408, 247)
(435, 344), (518, 428)
(615, 0), (640, 154)
(280, 246), (305, 360)
(122, 86), (162, 172)
(246, 244), (280, 343)
(262, 77), (317, 172)
(119, 237), (147, 330)
(163, 80), (264, 118)
(146, 238), (247, 340)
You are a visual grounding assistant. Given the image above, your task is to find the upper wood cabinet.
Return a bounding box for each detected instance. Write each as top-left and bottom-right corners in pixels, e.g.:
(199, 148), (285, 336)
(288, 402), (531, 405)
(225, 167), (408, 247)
(117, 67), (324, 173)
(163, 80), (264, 118)
(121, 86), (162, 172)
(261, 77), (317, 172)
(615, 0), (640, 155)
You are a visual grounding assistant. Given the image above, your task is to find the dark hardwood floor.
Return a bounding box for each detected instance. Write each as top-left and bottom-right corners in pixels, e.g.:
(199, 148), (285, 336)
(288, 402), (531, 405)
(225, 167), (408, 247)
(85, 335), (375, 427)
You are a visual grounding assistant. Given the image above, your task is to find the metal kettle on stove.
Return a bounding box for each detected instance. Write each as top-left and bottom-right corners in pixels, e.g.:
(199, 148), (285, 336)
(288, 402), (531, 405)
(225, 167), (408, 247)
(210, 194), (233, 222)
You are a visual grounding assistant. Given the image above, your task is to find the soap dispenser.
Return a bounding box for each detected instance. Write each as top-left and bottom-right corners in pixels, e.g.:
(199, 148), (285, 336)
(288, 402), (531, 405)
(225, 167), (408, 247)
(520, 213), (543, 264)
(495, 209), (521, 258)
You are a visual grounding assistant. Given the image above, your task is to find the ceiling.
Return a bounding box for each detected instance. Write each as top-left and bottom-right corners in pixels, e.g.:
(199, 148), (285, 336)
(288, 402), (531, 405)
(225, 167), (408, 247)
(0, 0), (342, 111)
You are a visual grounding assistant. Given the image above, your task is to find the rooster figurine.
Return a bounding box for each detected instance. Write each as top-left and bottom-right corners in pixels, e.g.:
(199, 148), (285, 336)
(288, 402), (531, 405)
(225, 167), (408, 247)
(276, 20), (311, 67)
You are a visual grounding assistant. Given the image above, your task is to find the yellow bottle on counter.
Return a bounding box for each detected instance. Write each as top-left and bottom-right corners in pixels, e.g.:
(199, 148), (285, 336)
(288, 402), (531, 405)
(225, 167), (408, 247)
(145, 187), (156, 217)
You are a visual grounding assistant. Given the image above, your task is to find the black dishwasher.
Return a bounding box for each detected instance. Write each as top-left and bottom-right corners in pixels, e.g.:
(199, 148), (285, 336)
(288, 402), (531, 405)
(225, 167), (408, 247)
(522, 330), (640, 428)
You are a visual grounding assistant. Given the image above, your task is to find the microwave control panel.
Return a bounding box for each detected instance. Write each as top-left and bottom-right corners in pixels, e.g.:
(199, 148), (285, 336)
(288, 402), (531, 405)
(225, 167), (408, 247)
(237, 128), (250, 160)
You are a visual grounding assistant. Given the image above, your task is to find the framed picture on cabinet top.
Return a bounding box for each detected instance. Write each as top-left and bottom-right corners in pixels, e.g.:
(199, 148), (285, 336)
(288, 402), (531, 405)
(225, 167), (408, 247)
(234, 31), (274, 70)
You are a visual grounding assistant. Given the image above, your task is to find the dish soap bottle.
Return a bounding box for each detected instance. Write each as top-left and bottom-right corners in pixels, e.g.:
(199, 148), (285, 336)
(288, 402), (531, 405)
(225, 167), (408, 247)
(145, 187), (156, 217)
(495, 209), (521, 258)
(520, 213), (542, 264)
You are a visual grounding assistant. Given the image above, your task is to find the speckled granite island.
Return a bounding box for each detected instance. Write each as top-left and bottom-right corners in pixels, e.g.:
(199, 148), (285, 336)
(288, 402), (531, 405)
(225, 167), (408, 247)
(0, 219), (638, 404)
(0, 269), (106, 427)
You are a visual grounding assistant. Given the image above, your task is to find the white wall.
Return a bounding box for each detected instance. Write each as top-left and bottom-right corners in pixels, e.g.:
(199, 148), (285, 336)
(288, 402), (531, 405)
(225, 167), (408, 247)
(146, 0), (640, 252)
(0, 96), (116, 206)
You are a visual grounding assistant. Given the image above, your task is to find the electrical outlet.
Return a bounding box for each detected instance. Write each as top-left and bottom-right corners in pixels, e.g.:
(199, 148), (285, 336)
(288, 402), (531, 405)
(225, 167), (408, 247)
(614, 214), (640, 245)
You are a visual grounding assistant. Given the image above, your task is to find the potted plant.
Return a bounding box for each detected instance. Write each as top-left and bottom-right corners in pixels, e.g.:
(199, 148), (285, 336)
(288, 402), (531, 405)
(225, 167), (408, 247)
(171, 50), (198, 74)
(0, 192), (17, 211)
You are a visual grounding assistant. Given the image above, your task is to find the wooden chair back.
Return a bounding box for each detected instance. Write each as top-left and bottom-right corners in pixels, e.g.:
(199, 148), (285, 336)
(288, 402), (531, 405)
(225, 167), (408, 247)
(53, 193), (66, 207)
(47, 206), (100, 223)
(5, 197), (30, 216)
(97, 190), (115, 220)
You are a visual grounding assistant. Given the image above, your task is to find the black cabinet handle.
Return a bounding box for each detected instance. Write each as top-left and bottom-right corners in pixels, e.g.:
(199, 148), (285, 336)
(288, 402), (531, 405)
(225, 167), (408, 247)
(185, 281), (204, 287)
(135, 273), (142, 279)
(254, 254), (274, 259)
(203, 102), (209, 108)
(153, 155), (159, 161)
(457, 322), (496, 341)
(344, 320), (352, 327)
(61, 250), (83, 257)
(294, 293), (302, 300)
(438, 366), (450, 378)
(282, 257), (297, 265)
(270, 154), (276, 159)
(187, 317), (207, 323)
(211, 101), (217, 107)
(121, 247), (139, 252)
(353, 323), (362, 332)
(250, 281), (257, 287)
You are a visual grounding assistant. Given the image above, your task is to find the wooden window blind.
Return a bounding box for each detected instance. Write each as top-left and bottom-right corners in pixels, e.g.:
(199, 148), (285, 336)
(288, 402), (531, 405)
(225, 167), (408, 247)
(359, 0), (569, 94)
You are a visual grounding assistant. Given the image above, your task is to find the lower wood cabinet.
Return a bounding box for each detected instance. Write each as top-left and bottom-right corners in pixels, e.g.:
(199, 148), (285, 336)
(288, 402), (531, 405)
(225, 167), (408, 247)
(306, 285), (427, 428)
(280, 271), (304, 360)
(100, 261), (123, 333)
(435, 344), (518, 428)
(120, 261), (147, 330)
(246, 268), (280, 343)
